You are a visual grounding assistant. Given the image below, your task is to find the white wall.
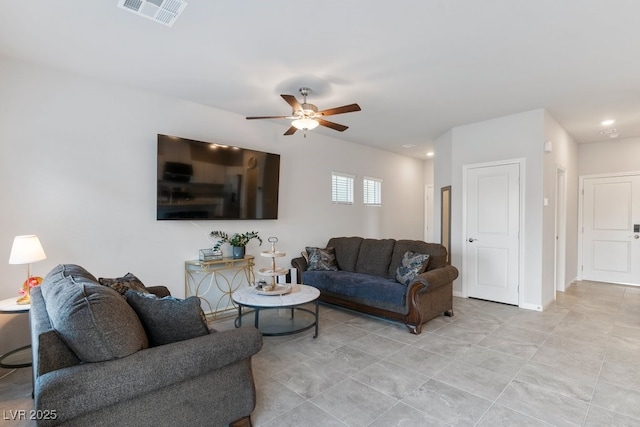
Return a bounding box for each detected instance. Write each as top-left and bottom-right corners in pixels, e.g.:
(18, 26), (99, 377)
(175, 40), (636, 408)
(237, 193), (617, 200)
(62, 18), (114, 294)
(457, 109), (545, 309)
(423, 158), (434, 185)
(0, 57), (426, 352)
(543, 111), (579, 299)
(578, 137), (640, 176)
(435, 109), (579, 310)
(433, 129), (453, 245)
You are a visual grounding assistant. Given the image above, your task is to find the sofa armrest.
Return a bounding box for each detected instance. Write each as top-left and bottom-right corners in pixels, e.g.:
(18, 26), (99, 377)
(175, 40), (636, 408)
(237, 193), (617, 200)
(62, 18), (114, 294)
(146, 285), (171, 298)
(36, 327), (263, 423)
(35, 330), (80, 375)
(291, 256), (307, 284)
(410, 265), (459, 292)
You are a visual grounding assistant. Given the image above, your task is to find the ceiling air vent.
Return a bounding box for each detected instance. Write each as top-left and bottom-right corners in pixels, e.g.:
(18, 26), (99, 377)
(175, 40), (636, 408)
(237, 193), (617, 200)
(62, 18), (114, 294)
(117, 0), (188, 27)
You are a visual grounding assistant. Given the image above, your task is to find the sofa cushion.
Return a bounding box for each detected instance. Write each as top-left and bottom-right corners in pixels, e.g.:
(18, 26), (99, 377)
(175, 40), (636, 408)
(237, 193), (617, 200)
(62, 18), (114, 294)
(388, 240), (447, 277)
(98, 272), (149, 295)
(327, 237), (363, 271)
(125, 290), (210, 346)
(355, 238), (395, 278)
(305, 247), (338, 271)
(40, 264), (149, 363)
(302, 270), (407, 313)
(396, 251), (430, 286)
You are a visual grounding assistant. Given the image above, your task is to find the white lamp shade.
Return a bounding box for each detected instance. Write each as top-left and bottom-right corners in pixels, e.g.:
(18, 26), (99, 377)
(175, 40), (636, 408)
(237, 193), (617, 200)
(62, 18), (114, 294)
(9, 235), (47, 265)
(291, 118), (320, 131)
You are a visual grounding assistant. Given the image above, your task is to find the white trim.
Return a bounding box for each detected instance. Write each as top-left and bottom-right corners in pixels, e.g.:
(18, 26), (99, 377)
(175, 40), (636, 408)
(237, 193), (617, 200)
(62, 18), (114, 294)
(425, 184), (434, 242)
(521, 302), (543, 311)
(554, 166), (567, 293)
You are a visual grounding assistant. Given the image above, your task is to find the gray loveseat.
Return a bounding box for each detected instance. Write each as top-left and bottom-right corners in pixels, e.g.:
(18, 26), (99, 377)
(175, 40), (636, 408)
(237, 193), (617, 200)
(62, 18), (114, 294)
(291, 237), (459, 334)
(30, 264), (262, 426)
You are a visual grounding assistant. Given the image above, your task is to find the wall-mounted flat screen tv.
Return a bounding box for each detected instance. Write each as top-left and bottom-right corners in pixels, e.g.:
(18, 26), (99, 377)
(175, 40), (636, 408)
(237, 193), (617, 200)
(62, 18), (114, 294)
(157, 134), (280, 220)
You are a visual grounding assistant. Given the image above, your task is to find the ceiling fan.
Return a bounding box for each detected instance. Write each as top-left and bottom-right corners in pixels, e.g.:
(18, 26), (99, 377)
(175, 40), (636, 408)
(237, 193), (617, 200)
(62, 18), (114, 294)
(246, 87), (361, 136)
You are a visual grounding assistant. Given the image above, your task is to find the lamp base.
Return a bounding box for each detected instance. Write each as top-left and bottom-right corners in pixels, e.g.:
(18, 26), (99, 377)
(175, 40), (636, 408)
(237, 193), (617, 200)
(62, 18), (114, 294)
(16, 293), (30, 305)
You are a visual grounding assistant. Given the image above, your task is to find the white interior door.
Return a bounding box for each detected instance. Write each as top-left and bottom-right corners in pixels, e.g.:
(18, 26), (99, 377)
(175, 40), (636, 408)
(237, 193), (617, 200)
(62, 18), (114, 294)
(464, 162), (521, 305)
(582, 174), (640, 285)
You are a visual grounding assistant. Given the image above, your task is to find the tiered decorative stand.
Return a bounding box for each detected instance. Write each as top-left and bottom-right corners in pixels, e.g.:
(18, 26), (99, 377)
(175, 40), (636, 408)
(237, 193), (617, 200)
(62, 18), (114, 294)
(256, 237), (289, 294)
(232, 236), (320, 337)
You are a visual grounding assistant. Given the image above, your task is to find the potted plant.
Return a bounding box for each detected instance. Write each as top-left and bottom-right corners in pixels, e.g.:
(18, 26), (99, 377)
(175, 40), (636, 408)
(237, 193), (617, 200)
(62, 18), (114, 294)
(210, 231), (262, 259)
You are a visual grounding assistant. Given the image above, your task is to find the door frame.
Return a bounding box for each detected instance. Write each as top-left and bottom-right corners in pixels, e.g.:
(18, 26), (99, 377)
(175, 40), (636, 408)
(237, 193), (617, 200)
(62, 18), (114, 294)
(462, 158), (526, 306)
(424, 184), (434, 243)
(555, 166), (567, 293)
(578, 170), (640, 282)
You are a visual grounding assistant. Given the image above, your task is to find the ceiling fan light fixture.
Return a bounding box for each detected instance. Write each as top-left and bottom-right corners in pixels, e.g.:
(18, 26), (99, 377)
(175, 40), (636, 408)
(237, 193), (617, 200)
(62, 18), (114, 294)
(292, 118), (319, 131)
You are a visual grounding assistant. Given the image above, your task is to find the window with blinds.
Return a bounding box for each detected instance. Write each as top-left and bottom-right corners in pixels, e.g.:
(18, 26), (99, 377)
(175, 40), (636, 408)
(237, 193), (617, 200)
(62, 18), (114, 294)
(332, 172), (354, 204)
(363, 177), (382, 206)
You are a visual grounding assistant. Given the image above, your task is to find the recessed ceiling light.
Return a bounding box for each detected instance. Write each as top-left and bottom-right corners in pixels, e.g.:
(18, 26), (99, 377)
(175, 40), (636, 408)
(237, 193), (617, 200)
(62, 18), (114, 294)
(402, 144), (416, 148)
(601, 119), (615, 126)
(426, 152), (434, 157)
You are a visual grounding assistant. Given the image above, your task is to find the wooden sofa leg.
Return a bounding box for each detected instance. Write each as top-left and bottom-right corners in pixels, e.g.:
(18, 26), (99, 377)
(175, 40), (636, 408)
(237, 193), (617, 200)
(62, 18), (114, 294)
(229, 416), (252, 427)
(444, 309), (454, 317)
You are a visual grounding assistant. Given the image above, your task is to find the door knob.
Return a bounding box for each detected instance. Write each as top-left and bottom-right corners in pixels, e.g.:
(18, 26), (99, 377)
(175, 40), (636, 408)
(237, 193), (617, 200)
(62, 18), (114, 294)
(468, 238), (477, 242)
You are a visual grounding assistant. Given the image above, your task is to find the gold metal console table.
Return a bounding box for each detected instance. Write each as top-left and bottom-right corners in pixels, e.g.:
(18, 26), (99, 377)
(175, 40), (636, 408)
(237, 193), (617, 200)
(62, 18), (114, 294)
(185, 256), (255, 320)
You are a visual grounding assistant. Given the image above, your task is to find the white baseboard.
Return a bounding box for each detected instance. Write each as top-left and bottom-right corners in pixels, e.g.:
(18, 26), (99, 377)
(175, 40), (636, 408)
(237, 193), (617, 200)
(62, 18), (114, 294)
(453, 290), (464, 298)
(519, 302), (542, 311)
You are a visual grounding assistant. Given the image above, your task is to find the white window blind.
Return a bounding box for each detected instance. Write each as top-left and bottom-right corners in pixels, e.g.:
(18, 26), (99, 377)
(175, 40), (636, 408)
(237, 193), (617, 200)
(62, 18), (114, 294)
(332, 172), (354, 204)
(363, 177), (382, 206)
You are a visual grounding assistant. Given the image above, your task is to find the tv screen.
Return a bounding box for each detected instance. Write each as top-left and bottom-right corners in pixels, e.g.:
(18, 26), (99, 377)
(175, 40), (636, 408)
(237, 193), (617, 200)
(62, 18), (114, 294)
(157, 134), (280, 220)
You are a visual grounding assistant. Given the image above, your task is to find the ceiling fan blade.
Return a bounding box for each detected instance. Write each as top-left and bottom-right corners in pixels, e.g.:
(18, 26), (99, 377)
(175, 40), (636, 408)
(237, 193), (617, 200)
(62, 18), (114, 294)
(246, 115), (289, 120)
(318, 103), (361, 117)
(284, 126), (298, 136)
(317, 118), (348, 132)
(281, 94), (302, 112)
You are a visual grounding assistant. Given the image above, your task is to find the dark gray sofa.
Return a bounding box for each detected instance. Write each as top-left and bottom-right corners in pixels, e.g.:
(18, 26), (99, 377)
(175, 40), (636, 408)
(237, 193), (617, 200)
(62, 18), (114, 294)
(291, 237), (459, 334)
(30, 264), (262, 427)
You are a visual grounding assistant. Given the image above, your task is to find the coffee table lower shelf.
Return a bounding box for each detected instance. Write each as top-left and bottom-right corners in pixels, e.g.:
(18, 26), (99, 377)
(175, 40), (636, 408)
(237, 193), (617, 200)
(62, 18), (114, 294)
(232, 284), (320, 337)
(234, 304), (318, 337)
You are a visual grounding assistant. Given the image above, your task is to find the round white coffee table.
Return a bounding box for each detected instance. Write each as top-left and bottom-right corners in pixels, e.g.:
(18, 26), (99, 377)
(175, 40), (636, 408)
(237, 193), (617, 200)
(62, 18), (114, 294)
(232, 284), (320, 337)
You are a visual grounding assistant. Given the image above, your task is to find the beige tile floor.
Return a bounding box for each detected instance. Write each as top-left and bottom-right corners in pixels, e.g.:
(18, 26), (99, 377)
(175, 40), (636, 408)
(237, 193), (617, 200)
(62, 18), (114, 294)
(2, 280), (640, 426)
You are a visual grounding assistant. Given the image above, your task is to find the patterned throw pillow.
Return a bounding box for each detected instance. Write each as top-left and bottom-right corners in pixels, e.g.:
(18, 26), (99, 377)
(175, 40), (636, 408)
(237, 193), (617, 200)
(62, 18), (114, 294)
(396, 251), (430, 286)
(99, 273), (150, 295)
(305, 246), (339, 271)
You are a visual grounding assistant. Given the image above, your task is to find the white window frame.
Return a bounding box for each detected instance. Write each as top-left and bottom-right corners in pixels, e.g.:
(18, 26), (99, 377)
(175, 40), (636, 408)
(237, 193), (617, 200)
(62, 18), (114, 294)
(332, 172), (354, 204)
(363, 176), (382, 206)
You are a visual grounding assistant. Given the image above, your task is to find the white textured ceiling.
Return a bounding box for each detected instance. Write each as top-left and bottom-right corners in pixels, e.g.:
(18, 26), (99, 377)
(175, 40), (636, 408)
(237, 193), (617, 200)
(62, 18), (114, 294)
(1, 1), (639, 158)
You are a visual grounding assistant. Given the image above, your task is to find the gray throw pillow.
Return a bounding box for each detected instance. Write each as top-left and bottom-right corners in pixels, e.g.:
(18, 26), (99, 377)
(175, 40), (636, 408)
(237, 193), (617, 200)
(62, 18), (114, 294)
(125, 290), (210, 347)
(98, 272), (149, 295)
(41, 265), (149, 363)
(396, 251), (430, 286)
(305, 247), (338, 271)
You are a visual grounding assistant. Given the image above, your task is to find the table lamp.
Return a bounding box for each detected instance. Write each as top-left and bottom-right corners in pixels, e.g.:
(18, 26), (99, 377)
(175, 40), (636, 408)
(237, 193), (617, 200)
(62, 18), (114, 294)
(9, 235), (47, 305)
